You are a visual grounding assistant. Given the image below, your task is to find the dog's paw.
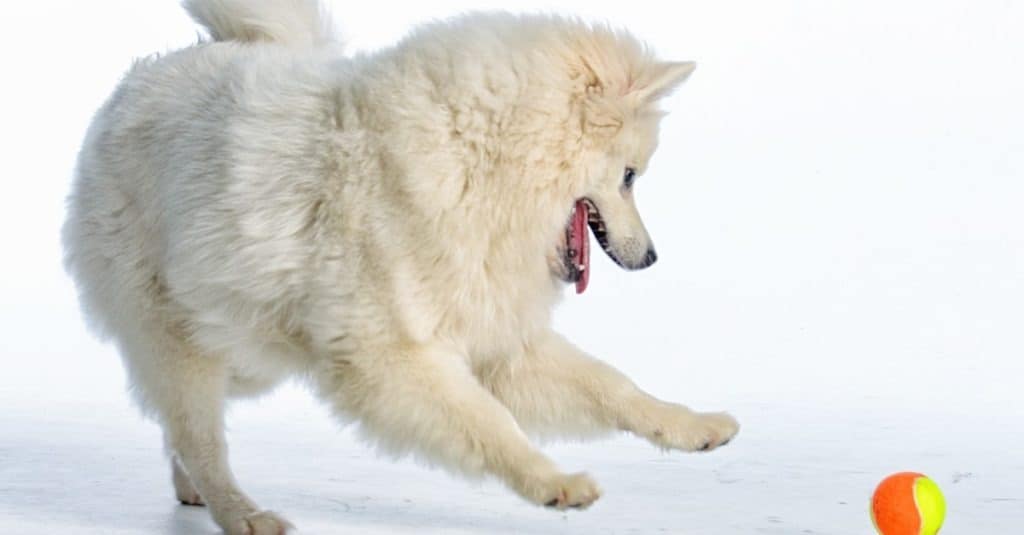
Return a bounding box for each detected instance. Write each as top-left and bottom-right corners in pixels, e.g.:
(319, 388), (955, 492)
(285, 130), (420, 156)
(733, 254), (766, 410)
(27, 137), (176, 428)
(171, 461), (205, 506)
(646, 408), (739, 453)
(175, 487), (205, 507)
(518, 471), (602, 510)
(223, 510), (293, 535)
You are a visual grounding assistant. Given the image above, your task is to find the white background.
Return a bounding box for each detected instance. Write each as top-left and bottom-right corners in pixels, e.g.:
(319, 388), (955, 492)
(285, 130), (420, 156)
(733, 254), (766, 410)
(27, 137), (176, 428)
(1, 1), (1021, 533)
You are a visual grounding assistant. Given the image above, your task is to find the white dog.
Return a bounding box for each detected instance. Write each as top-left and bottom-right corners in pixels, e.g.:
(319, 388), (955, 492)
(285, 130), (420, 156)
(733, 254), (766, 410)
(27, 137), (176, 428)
(62, 1), (739, 533)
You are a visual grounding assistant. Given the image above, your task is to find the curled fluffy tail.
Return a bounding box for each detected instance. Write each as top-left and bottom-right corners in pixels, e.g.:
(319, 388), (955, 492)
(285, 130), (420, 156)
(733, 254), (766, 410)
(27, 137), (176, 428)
(183, 0), (338, 48)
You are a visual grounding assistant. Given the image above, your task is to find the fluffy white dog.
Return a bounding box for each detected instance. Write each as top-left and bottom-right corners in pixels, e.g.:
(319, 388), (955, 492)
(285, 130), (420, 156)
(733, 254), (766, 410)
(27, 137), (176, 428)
(63, 1), (739, 532)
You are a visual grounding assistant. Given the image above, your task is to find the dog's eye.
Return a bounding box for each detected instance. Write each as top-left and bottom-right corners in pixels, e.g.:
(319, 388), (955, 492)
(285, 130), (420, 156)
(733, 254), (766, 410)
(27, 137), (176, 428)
(623, 167), (637, 188)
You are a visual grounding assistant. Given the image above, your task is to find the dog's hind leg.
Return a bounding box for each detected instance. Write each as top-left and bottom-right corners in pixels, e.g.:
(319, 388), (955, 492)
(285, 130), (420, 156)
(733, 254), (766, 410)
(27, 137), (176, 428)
(480, 330), (739, 452)
(121, 325), (292, 535)
(315, 343), (601, 510)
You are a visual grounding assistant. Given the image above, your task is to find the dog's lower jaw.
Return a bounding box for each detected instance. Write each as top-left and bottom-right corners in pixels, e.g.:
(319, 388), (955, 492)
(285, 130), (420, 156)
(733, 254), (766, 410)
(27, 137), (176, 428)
(547, 247), (577, 285)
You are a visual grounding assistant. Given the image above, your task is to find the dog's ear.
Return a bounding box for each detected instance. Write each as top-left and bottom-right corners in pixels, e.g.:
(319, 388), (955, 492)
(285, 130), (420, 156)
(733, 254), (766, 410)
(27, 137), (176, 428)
(631, 61), (696, 103)
(582, 89), (626, 139)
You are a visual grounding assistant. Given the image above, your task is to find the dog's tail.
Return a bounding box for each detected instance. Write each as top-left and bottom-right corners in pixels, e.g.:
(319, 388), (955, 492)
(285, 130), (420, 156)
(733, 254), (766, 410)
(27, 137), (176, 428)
(183, 0), (338, 48)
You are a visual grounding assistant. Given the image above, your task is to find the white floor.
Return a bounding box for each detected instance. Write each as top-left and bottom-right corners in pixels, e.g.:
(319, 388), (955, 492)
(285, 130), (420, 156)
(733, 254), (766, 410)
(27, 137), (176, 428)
(1, 386), (1020, 535)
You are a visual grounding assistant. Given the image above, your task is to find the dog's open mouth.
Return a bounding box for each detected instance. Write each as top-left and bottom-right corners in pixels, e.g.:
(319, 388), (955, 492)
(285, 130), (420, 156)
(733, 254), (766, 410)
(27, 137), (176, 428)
(561, 198), (613, 294)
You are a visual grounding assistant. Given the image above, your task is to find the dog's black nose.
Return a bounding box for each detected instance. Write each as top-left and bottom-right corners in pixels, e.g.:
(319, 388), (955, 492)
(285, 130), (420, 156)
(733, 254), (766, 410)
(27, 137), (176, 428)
(642, 248), (658, 267)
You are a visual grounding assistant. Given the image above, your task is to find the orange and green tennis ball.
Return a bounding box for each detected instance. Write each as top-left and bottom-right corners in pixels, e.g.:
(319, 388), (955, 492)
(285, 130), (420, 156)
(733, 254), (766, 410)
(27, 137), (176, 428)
(870, 472), (946, 535)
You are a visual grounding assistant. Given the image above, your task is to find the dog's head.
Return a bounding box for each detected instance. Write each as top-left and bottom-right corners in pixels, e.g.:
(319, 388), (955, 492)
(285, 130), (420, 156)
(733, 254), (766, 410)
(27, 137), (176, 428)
(551, 39), (695, 292)
(394, 17), (694, 297)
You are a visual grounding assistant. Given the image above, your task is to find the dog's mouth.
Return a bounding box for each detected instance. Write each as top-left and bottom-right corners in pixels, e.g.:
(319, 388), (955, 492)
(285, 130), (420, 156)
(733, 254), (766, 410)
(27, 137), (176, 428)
(560, 198), (614, 294)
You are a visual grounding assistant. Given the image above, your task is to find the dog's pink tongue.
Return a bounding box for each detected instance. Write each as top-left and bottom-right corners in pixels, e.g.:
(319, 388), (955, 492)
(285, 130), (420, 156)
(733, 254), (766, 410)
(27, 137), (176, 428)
(572, 200), (590, 294)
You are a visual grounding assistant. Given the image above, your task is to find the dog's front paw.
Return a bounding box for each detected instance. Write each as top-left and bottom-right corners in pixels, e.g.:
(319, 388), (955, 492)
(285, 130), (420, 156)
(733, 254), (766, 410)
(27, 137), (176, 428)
(222, 510), (293, 535)
(517, 471), (602, 510)
(645, 407), (739, 453)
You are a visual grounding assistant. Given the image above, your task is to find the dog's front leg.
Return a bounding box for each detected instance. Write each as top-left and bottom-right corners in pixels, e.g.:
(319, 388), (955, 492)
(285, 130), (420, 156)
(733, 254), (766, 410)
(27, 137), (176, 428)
(481, 331), (739, 452)
(314, 342), (601, 509)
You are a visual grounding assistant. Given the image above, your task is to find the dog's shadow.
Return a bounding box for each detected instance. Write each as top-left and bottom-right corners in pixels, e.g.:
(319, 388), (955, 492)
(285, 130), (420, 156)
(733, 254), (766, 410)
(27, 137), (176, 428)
(4, 426), (577, 535)
(160, 497), (573, 535)
(160, 505), (220, 535)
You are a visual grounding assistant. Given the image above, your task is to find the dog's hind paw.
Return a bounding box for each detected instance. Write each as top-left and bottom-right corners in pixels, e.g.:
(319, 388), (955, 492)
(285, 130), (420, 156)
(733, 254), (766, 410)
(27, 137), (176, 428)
(172, 458), (205, 506)
(228, 510), (293, 535)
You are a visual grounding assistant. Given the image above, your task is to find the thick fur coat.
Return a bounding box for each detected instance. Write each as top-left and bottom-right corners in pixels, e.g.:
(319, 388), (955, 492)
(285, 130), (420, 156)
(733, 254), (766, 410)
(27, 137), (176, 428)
(62, 1), (738, 532)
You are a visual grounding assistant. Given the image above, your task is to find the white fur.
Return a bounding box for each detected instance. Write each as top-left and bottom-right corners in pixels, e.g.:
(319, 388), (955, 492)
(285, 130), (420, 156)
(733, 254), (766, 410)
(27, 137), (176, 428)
(63, 2), (738, 533)
(184, 0), (338, 48)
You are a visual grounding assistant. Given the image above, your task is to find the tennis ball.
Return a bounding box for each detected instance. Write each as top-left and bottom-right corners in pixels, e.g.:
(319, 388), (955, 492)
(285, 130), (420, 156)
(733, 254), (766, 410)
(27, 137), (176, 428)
(870, 472), (946, 535)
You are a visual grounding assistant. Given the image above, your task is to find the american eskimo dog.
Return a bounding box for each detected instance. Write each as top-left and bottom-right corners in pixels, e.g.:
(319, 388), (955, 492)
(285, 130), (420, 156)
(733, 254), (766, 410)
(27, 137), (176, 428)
(62, 1), (739, 532)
